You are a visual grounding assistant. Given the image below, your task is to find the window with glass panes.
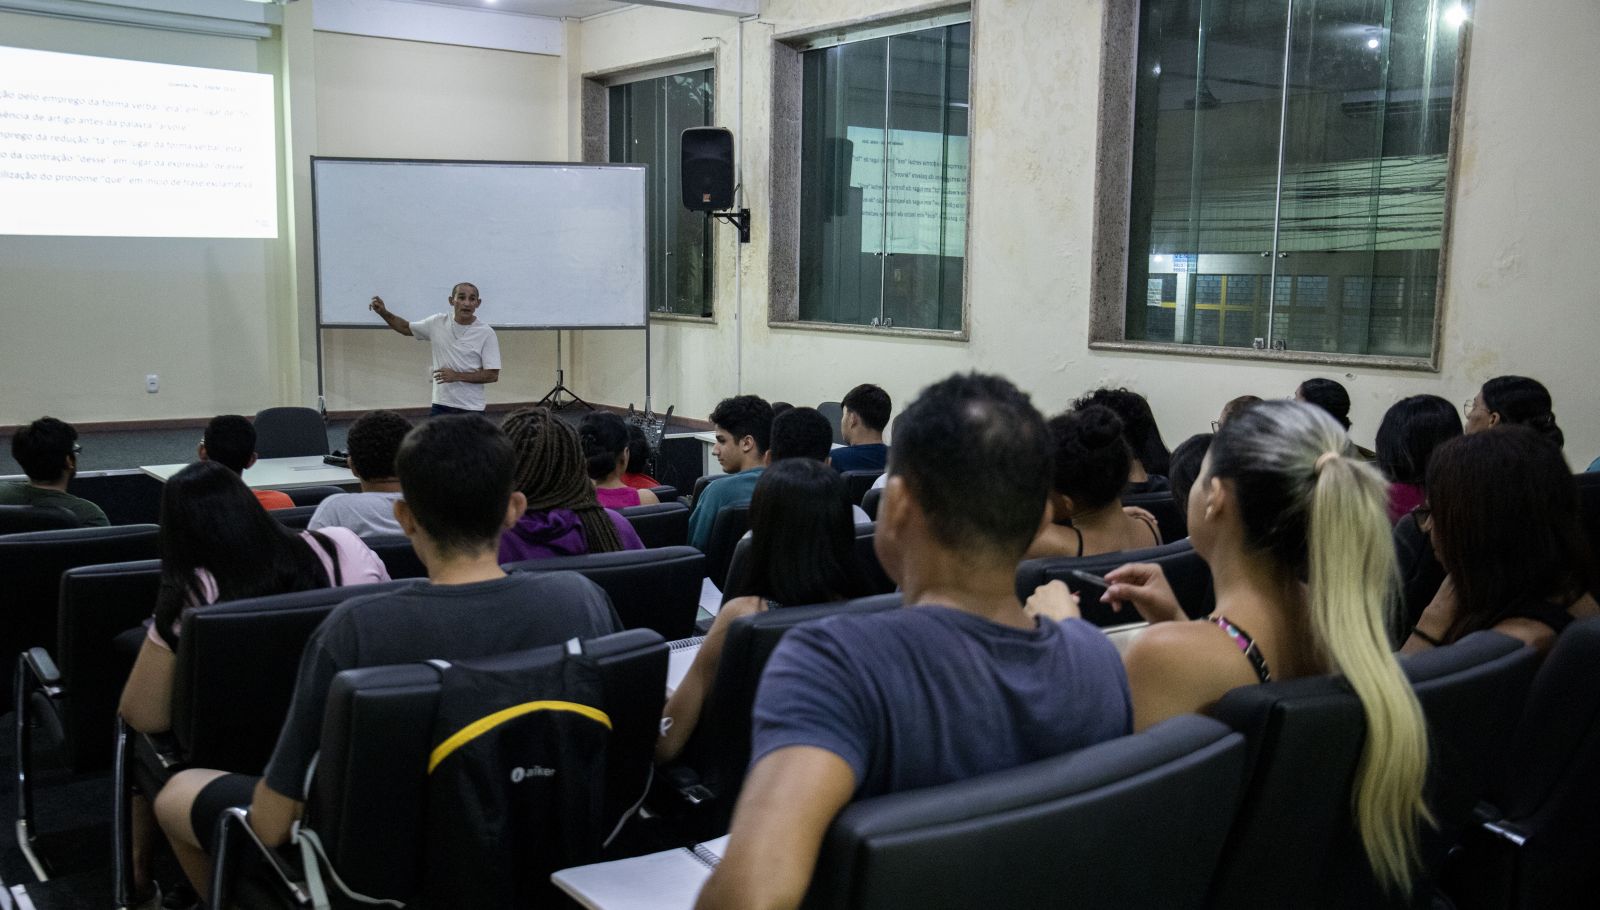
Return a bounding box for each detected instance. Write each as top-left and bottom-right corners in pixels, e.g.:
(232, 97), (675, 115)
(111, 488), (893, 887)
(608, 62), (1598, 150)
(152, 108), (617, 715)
(795, 19), (969, 331)
(609, 68), (715, 318)
(1121, 0), (1464, 358)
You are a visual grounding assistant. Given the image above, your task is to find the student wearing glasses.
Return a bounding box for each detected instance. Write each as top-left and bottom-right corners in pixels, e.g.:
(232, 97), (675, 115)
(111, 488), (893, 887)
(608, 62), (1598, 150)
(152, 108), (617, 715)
(0, 416), (108, 526)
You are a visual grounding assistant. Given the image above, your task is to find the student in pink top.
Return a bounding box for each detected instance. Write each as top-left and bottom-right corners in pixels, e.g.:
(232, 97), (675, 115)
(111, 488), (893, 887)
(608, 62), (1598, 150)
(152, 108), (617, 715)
(580, 411), (660, 510)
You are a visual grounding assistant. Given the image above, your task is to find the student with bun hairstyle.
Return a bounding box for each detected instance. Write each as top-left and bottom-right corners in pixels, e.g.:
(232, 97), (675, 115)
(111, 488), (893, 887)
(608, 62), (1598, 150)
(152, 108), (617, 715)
(1027, 405), (1161, 559)
(1465, 375), (1564, 448)
(1029, 399), (1431, 896)
(579, 411), (660, 510)
(1404, 427), (1597, 655)
(1071, 387), (1170, 491)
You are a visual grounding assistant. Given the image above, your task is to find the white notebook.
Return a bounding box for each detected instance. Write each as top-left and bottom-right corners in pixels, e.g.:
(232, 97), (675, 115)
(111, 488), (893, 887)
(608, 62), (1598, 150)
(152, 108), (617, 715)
(666, 637), (705, 696)
(552, 834), (731, 910)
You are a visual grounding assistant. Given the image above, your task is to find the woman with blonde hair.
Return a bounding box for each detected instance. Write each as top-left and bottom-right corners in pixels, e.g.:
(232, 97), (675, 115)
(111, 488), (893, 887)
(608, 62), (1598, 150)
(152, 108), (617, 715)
(1030, 399), (1431, 895)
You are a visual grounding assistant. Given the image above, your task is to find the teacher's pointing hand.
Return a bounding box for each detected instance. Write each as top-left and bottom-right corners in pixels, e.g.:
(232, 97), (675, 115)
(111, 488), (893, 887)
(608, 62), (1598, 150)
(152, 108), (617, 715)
(369, 295), (388, 316)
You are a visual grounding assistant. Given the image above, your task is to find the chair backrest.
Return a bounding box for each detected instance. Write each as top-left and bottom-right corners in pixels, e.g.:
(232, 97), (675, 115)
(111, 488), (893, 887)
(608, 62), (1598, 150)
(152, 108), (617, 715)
(285, 485), (347, 507)
(722, 525), (893, 605)
(703, 504), (752, 588)
(1573, 471), (1600, 559)
(252, 407), (330, 458)
(618, 501), (690, 549)
(170, 580), (409, 771)
(1402, 631), (1540, 867)
(803, 716), (1248, 910)
(861, 486), (882, 520)
(0, 503), (80, 533)
(675, 594), (901, 830)
(307, 628), (667, 903)
(1123, 490), (1187, 542)
(649, 484), (679, 503)
(690, 474), (716, 505)
(506, 546), (704, 640)
(841, 470), (883, 505)
(56, 559), (162, 772)
(271, 505), (319, 530)
(361, 534), (429, 579)
(1014, 539), (1213, 626)
(0, 523), (160, 703)
(817, 400), (846, 445)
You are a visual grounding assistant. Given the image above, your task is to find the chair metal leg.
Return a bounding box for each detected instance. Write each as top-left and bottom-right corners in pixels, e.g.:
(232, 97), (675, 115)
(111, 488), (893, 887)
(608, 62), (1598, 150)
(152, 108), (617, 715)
(12, 656), (47, 882)
(111, 717), (136, 909)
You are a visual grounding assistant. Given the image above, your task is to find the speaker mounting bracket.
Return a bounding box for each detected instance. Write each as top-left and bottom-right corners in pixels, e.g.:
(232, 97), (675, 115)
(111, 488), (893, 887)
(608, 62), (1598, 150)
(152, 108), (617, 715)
(711, 208), (751, 244)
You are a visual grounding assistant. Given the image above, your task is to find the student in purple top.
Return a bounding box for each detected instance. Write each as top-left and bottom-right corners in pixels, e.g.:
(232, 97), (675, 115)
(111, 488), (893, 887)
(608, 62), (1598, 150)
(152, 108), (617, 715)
(498, 407), (643, 562)
(696, 373), (1130, 910)
(579, 411), (660, 511)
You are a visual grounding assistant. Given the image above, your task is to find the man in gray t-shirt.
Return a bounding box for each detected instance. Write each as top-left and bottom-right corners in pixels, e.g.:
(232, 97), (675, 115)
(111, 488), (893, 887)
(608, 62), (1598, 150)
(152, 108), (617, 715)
(309, 410), (414, 537)
(151, 414), (618, 900)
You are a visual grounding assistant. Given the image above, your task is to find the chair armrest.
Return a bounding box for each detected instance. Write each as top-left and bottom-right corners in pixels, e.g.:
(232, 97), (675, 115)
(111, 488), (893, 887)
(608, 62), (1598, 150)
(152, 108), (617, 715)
(136, 730), (187, 773)
(20, 647), (62, 696)
(212, 807), (312, 907)
(659, 763), (716, 807)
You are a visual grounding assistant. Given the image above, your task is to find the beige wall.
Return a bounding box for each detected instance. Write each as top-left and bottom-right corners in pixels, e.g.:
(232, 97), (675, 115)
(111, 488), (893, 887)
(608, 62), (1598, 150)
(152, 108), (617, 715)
(310, 30), (566, 412)
(568, 0), (1600, 466)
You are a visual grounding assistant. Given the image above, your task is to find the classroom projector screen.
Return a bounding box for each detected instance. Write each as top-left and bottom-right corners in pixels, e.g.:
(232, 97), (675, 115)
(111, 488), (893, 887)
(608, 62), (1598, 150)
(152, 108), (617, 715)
(0, 45), (277, 238)
(313, 158), (647, 329)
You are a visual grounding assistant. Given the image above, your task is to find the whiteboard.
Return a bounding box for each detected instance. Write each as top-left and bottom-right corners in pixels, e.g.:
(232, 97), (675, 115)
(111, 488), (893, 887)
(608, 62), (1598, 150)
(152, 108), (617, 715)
(312, 158), (647, 328)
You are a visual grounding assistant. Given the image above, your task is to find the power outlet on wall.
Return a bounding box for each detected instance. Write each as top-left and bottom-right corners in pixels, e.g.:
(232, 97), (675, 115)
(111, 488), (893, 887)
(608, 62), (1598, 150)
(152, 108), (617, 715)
(145, 374), (159, 394)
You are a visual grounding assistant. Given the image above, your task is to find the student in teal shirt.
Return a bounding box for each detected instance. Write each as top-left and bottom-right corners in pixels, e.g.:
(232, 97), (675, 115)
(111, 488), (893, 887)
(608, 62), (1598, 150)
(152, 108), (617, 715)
(687, 395), (774, 550)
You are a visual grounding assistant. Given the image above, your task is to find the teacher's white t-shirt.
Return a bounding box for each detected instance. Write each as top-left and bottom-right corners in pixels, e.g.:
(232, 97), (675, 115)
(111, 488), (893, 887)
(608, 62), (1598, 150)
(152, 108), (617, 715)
(410, 312), (502, 411)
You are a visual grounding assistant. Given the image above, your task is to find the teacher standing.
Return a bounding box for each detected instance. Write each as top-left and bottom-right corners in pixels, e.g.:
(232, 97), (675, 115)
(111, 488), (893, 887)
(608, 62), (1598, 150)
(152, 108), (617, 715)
(370, 282), (502, 416)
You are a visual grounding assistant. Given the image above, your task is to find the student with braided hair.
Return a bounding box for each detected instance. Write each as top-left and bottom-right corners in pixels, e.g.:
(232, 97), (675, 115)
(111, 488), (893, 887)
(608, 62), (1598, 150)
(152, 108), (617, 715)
(498, 407), (643, 562)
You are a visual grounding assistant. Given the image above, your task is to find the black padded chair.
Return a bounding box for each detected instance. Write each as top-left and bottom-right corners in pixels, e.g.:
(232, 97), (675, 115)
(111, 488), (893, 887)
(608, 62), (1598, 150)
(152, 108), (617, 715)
(702, 504), (752, 588)
(664, 594), (900, 836)
(1014, 538), (1213, 627)
(112, 581), (407, 906)
(284, 485), (346, 507)
(618, 501), (690, 550)
(15, 558), (161, 874)
(861, 487), (882, 521)
(270, 505), (318, 530)
(507, 547), (704, 641)
(1123, 490), (1187, 542)
(689, 474), (717, 507)
(1444, 616), (1600, 908)
(1573, 471), (1600, 558)
(0, 504), (80, 534)
(212, 629), (668, 908)
(817, 400), (846, 445)
(362, 534), (429, 579)
(841, 470), (882, 505)
(1394, 511), (1445, 645)
(649, 484), (679, 503)
(0, 523), (160, 705)
(803, 716), (1248, 910)
(252, 406), (329, 458)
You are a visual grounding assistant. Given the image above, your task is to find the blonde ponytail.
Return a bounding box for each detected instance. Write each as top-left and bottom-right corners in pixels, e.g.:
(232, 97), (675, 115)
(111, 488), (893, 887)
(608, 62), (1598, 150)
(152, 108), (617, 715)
(1307, 453), (1432, 895)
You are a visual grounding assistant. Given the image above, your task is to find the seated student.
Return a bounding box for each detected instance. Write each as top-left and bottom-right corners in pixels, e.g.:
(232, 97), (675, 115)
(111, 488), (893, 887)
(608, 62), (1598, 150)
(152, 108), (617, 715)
(830, 383), (891, 473)
(153, 415), (622, 899)
(0, 416), (108, 526)
(499, 407), (643, 562)
(766, 407), (871, 525)
(695, 373), (1130, 910)
(621, 423), (662, 490)
(1028, 399), (1430, 897)
(656, 458), (870, 763)
(687, 395), (774, 551)
(118, 460), (388, 905)
(1026, 406), (1161, 559)
(580, 412), (661, 510)
(308, 410), (413, 537)
(1295, 377), (1378, 459)
(1403, 427), (1598, 655)
(1214, 394), (1261, 431)
(198, 414), (294, 510)
(1168, 432), (1212, 519)
(1375, 395), (1461, 523)
(1464, 375), (1564, 448)
(1072, 387), (1171, 493)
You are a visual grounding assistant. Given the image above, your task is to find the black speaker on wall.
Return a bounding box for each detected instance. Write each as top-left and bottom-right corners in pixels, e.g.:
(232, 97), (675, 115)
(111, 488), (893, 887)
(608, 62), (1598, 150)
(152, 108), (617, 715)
(681, 126), (734, 212)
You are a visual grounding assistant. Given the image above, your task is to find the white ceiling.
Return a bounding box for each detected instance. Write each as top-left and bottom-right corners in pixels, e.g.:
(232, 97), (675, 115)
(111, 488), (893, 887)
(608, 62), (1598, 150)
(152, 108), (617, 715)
(409, 0), (632, 20)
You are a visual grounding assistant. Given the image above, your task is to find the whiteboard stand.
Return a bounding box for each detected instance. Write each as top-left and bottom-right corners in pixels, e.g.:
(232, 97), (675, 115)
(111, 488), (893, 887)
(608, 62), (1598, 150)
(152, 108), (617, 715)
(535, 330), (594, 411)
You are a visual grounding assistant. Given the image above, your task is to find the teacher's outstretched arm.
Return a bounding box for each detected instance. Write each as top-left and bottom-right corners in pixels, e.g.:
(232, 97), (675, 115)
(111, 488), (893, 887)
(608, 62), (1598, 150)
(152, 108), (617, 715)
(369, 295), (413, 336)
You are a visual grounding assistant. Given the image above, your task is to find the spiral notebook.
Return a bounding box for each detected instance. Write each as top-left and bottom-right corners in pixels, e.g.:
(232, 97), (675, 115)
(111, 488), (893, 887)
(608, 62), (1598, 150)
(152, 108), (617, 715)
(551, 834), (731, 910)
(666, 636), (705, 696)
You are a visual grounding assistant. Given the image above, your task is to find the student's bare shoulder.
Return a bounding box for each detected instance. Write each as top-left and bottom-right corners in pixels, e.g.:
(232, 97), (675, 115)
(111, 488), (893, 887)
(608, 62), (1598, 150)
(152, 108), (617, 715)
(1124, 620), (1260, 691)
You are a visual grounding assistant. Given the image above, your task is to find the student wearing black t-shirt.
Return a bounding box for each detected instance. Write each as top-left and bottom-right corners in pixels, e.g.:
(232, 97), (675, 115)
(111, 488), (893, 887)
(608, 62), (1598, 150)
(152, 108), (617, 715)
(696, 373), (1130, 910)
(152, 415), (619, 900)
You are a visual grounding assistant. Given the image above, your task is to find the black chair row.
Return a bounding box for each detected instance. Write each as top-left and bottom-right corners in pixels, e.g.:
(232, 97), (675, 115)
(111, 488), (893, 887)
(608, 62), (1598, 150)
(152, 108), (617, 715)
(1014, 538), (1214, 626)
(0, 504), (82, 534)
(619, 501), (689, 549)
(721, 523), (896, 604)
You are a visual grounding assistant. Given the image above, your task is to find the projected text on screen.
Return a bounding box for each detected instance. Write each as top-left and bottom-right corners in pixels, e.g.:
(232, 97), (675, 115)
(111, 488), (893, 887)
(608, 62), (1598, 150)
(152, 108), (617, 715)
(0, 46), (276, 238)
(847, 126), (968, 258)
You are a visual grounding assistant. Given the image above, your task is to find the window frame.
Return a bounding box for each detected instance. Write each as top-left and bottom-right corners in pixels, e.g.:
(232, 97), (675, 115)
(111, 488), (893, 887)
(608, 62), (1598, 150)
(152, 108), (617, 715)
(1086, 0), (1474, 372)
(769, 6), (976, 342)
(587, 55), (720, 325)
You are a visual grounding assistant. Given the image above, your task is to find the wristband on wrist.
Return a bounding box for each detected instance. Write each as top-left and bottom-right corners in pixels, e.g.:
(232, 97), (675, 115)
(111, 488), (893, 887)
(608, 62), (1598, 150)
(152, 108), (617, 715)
(1411, 626), (1444, 647)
